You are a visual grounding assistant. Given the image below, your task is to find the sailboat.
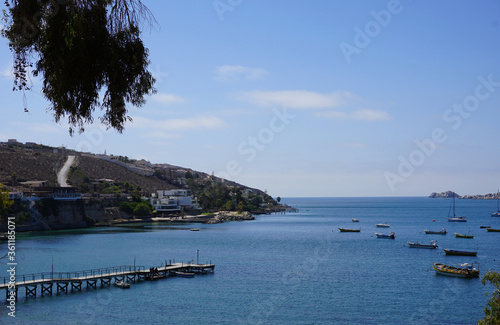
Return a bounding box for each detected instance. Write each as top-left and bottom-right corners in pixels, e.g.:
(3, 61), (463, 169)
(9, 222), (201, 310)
(447, 195), (467, 222)
(491, 190), (500, 217)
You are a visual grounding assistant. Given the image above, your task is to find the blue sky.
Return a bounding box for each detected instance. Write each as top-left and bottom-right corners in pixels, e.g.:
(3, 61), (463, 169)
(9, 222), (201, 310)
(1, 1), (500, 197)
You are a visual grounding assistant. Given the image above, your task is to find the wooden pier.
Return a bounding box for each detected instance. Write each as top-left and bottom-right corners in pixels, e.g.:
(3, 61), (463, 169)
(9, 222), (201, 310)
(1, 262), (215, 301)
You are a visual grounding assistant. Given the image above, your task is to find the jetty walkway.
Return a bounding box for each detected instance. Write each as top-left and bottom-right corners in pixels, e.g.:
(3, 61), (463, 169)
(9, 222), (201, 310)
(1, 262), (214, 301)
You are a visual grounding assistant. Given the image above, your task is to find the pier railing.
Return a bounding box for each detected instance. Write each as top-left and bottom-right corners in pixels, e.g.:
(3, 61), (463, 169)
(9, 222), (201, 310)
(1, 265), (145, 286)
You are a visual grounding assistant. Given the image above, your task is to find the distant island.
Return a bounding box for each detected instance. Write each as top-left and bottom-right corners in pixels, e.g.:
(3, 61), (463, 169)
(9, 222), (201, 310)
(429, 190), (499, 200)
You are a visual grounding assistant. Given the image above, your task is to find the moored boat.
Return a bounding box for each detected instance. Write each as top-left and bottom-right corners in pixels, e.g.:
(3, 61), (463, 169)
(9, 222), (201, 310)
(447, 216), (467, 222)
(447, 196), (467, 222)
(432, 262), (479, 278)
(175, 271), (195, 278)
(480, 225), (490, 229)
(492, 190), (500, 217)
(375, 232), (395, 239)
(407, 240), (437, 249)
(486, 227), (500, 232)
(352, 218), (359, 222)
(455, 232), (473, 238)
(376, 223), (390, 228)
(443, 249), (477, 256)
(424, 228), (447, 235)
(115, 281), (131, 289)
(338, 227), (361, 232)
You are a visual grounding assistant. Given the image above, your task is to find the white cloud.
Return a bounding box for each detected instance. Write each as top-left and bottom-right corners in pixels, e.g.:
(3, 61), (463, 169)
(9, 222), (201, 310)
(152, 93), (186, 105)
(129, 115), (226, 131)
(235, 90), (355, 109)
(139, 131), (182, 139)
(214, 65), (268, 81)
(2, 64), (12, 78)
(315, 109), (391, 121)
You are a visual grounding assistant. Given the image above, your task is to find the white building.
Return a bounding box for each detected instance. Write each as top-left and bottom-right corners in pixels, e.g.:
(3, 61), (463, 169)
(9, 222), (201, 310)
(150, 189), (200, 212)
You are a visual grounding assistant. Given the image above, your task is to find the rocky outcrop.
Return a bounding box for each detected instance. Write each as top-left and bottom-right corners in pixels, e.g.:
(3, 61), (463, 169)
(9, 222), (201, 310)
(430, 191), (499, 200)
(429, 191), (459, 198)
(205, 211), (255, 224)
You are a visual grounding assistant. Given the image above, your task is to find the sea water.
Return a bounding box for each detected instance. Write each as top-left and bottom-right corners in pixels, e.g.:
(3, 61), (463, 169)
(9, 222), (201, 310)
(1, 197), (499, 324)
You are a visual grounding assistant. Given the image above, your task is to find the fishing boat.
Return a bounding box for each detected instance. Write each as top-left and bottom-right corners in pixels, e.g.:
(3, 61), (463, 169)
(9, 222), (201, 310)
(407, 240), (438, 249)
(338, 228), (361, 232)
(115, 281), (131, 289)
(486, 227), (500, 232)
(424, 228), (447, 235)
(376, 223), (390, 228)
(443, 249), (477, 256)
(492, 190), (500, 217)
(351, 218), (359, 222)
(432, 262), (479, 278)
(446, 196), (467, 222)
(455, 232), (473, 239)
(375, 232), (395, 239)
(175, 271), (195, 278)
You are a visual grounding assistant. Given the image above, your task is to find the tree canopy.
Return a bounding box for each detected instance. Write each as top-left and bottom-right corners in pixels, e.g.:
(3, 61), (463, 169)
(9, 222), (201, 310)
(1, 0), (156, 134)
(478, 270), (500, 324)
(0, 182), (13, 221)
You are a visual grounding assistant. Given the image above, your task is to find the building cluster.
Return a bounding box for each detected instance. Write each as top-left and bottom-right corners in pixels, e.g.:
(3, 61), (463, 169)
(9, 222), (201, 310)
(150, 189), (200, 212)
(8, 181), (82, 201)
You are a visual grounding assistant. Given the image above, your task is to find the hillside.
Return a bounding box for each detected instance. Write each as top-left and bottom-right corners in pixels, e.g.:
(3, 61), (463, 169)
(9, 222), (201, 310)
(0, 142), (263, 196)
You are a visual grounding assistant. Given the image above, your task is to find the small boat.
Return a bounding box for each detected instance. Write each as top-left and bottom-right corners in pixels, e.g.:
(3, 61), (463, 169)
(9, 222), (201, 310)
(190, 228), (200, 231)
(492, 190), (500, 217)
(175, 271), (195, 278)
(443, 249), (477, 256)
(407, 240), (438, 249)
(480, 225), (490, 229)
(486, 227), (500, 232)
(375, 232), (395, 239)
(447, 216), (467, 222)
(447, 196), (467, 222)
(338, 228), (361, 232)
(432, 262), (479, 278)
(424, 228), (447, 235)
(351, 218), (359, 222)
(376, 223), (390, 228)
(115, 281), (131, 289)
(455, 232), (473, 239)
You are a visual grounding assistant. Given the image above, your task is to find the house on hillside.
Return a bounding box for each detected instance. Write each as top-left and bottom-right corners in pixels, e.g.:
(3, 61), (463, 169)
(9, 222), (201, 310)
(150, 189), (200, 212)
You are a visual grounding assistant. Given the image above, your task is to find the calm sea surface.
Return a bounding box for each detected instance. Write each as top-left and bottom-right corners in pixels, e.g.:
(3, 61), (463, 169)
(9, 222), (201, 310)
(1, 197), (500, 324)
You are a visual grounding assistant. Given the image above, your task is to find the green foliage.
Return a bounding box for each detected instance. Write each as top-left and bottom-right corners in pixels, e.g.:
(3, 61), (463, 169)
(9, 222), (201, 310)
(478, 271), (500, 325)
(133, 202), (151, 217)
(0, 182), (14, 220)
(2, 0), (156, 134)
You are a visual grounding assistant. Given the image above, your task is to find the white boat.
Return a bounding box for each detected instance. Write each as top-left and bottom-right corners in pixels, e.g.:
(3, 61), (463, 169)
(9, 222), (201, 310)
(115, 281), (131, 289)
(376, 223), (390, 228)
(407, 240), (437, 249)
(352, 218), (359, 222)
(375, 232), (395, 239)
(424, 228), (447, 235)
(175, 271), (195, 278)
(447, 196), (467, 222)
(492, 190), (500, 217)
